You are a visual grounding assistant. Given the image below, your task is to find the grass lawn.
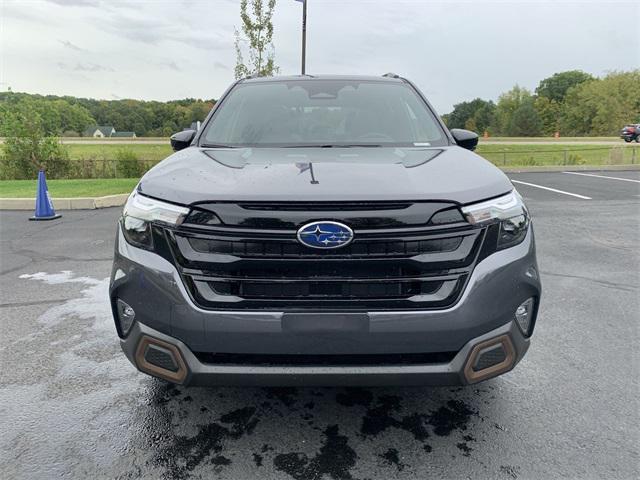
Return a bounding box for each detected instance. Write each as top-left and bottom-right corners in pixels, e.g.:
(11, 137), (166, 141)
(480, 136), (619, 143)
(55, 136), (621, 143)
(60, 137), (168, 142)
(0, 178), (138, 198)
(65, 143), (173, 161)
(1, 144), (637, 196)
(476, 143), (638, 166)
(60, 142), (637, 167)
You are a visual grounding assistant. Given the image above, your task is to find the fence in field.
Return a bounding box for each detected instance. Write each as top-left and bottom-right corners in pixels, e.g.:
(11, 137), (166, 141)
(1, 145), (639, 180)
(478, 145), (639, 168)
(62, 158), (160, 179)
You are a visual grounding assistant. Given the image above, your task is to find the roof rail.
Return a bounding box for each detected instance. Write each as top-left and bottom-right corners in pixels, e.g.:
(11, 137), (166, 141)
(382, 72), (400, 78)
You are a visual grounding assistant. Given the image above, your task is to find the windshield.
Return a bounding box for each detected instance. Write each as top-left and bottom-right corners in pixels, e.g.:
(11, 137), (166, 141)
(200, 79), (448, 147)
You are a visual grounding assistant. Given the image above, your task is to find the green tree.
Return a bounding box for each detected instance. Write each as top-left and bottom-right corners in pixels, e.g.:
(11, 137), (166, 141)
(508, 101), (543, 136)
(470, 103), (496, 135)
(535, 70), (594, 103)
(533, 96), (561, 136)
(0, 92), (95, 136)
(115, 148), (144, 178)
(1, 91), (216, 137)
(559, 70), (640, 136)
(445, 98), (494, 132)
(234, 0), (278, 79)
(53, 100), (95, 135)
(0, 108), (70, 180)
(492, 85), (533, 135)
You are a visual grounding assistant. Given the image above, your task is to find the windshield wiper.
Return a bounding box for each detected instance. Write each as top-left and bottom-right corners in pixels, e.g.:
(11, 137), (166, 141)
(200, 143), (238, 148)
(337, 144), (383, 148)
(281, 144), (383, 148)
(201, 144), (385, 148)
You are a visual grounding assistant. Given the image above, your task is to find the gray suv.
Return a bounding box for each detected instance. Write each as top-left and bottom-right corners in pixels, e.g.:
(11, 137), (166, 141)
(110, 74), (541, 386)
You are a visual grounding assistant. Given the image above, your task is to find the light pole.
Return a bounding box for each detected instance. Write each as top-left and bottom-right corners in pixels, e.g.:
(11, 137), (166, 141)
(297, 0), (307, 74)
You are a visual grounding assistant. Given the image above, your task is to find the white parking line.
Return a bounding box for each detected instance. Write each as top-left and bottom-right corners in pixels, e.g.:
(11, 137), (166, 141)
(511, 180), (592, 200)
(563, 171), (640, 184)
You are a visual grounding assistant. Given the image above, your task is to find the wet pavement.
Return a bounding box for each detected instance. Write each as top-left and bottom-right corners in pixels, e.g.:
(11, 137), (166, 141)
(1, 172), (639, 479)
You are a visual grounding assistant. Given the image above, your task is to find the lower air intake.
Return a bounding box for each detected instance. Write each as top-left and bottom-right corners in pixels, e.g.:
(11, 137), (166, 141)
(144, 344), (179, 372)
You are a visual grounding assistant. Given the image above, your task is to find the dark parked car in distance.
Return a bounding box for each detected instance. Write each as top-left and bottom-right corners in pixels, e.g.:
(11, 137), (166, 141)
(110, 74), (541, 387)
(620, 124), (640, 142)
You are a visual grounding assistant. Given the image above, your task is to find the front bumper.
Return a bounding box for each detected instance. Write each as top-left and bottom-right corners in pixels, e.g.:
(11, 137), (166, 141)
(111, 225), (540, 386)
(120, 319), (529, 386)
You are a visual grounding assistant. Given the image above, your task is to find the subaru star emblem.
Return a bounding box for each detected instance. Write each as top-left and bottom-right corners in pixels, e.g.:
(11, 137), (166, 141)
(297, 221), (354, 249)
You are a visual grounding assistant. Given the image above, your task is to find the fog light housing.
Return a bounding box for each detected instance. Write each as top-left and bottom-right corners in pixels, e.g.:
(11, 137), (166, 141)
(463, 335), (516, 383)
(116, 299), (136, 336)
(135, 336), (188, 384)
(515, 297), (535, 336)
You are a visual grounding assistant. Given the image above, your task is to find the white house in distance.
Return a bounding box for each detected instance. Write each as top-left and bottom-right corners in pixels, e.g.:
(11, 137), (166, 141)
(84, 125), (115, 137)
(83, 125), (136, 138)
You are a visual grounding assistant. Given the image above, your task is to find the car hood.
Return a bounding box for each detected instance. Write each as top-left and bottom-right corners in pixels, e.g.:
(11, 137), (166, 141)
(138, 146), (512, 205)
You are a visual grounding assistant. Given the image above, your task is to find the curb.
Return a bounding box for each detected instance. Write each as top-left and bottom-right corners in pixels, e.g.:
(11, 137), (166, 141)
(0, 165), (638, 210)
(0, 193), (129, 211)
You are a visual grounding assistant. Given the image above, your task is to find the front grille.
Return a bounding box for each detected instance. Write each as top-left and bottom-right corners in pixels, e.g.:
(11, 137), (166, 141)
(163, 201), (486, 311)
(200, 277), (449, 300)
(185, 234), (463, 259)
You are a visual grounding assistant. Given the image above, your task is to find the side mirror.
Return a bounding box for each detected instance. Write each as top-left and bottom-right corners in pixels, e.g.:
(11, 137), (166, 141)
(450, 129), (479, 151)
(170, 129), (196, 152)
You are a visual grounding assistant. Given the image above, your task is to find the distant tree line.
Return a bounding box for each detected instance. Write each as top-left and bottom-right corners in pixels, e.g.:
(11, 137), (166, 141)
(442, 70), (640, 137)
(0, 92), (216, 137)
(1, 69), (638, 139)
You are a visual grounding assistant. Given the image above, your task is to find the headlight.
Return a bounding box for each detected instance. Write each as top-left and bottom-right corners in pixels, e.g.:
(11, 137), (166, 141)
(121, 191), (189, 249)
(461, 190), (530, 250)
(122, 216), (152, 248)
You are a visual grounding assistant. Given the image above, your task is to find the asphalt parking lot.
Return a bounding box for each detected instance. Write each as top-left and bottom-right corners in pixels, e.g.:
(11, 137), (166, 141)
(1, 171), (638, 479)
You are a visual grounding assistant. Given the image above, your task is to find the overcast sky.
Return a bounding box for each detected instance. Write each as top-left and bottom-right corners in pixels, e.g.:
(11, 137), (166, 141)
(1, 0), (638, 113)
